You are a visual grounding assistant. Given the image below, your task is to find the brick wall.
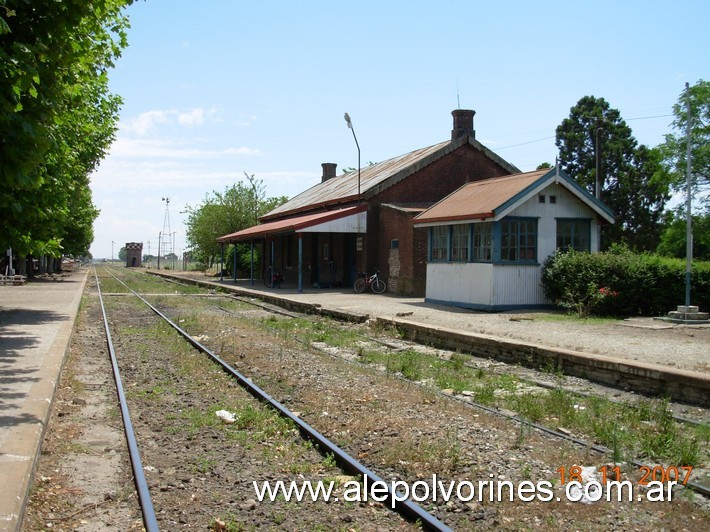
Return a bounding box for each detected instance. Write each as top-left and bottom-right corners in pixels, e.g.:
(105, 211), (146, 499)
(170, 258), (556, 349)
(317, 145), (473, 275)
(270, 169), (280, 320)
(371, 143), (511, 295)
(125, 242), (143, 267)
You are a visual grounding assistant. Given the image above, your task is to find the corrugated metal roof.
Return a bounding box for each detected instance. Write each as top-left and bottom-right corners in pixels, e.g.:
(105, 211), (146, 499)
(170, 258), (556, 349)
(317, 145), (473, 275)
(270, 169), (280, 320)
(260, 135), (521, 221)
(414, 169), (549, 224)
(262, 141), (449, 219)
(217, 205), (366, 242)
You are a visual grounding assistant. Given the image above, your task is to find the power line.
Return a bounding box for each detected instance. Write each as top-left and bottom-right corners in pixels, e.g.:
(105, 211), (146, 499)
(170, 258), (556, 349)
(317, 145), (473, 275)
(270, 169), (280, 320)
(497, 136), (555, 150)
(626, 114), (672, 121)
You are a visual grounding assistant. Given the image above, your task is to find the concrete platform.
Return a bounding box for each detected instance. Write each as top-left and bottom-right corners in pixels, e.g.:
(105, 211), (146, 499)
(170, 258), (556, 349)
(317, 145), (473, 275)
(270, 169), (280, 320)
(0, 269), (88, 532)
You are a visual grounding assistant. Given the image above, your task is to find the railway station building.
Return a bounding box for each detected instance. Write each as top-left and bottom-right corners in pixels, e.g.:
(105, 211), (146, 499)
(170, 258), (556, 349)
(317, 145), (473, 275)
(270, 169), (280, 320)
(413, 166), (614, 310)
(217, 109), (520, 296)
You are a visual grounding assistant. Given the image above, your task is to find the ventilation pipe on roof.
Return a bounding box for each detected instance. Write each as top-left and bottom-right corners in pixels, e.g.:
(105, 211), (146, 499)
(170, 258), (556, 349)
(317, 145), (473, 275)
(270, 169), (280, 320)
(321, 162), (337, 182)
(451, 109), (475, 140)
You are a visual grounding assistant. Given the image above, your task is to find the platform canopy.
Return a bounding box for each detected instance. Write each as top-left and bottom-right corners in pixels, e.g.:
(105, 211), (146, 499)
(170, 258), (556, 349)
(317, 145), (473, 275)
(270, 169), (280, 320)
(217, 205), (367, 243)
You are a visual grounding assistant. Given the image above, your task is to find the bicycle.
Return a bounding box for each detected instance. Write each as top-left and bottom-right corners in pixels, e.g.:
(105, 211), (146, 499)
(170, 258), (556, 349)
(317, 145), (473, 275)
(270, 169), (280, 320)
(263, 267), (284, 288)
(353, 270), (386, 294)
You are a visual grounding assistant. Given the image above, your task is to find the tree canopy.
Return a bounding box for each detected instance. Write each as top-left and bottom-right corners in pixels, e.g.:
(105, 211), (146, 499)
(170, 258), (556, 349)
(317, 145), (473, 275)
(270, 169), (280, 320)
(555, 96), (671, 251)
(657, 212), (710, 261)
(184, 174), (288, 267)
(0, 0), (133, 257)
(660, 80), (710, 211)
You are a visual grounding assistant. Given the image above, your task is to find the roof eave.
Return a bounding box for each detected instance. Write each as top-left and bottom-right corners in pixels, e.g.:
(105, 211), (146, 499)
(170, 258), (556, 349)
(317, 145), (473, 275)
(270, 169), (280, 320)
(413, 212), (493, 227)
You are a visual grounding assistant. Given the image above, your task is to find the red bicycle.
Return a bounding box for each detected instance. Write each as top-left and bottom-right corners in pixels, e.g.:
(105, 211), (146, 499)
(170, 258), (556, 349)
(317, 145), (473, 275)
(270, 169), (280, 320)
(354, 270), (386, 294)
(263, 267), (283, 288)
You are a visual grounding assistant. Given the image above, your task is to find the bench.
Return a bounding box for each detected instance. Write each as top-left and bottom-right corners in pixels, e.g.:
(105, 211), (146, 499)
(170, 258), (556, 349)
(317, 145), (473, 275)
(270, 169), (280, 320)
(0, 275), (27, 286)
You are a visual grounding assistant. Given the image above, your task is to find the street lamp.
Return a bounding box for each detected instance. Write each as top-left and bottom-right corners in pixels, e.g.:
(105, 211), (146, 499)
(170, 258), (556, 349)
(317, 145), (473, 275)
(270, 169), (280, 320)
(344, 113), (361, 203)
(111, 240), (114, 262)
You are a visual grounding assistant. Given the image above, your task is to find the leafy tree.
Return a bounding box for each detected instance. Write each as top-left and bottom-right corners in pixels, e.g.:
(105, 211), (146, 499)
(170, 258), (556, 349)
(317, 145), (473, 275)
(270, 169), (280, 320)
(660, 80), (710, 210)
(118, 246), (127, 262)
(555, 96), (671, 250)
(657, 211), (710, 261)
(184, 175), (288, 268)
(0, 0), (132, 261)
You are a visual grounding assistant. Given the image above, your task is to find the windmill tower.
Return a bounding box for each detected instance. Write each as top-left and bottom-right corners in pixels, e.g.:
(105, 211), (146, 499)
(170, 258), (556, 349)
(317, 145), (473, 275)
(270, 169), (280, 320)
(160, 197), (173, 268)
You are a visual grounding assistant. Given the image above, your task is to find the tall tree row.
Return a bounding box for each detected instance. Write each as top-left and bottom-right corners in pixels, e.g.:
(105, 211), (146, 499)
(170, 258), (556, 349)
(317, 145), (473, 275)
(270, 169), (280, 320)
(0, 0), (133, 260)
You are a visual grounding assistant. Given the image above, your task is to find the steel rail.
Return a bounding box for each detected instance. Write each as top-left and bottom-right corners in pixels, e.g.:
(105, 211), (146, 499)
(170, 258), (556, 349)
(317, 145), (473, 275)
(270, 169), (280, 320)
(225, 295), (709, 427)
(103, 268), (452, 532)
(93, 266), (159, 532)
(221, 291), (710, 499)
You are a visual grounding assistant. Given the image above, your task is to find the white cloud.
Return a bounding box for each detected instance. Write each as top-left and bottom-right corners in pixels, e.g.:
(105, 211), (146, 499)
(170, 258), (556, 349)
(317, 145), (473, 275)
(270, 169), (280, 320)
(178, 108), (206, 126)
(122, 107), (218, 135)
(124, 110), (174, 136)
(222, 146), (262, 156)
(107, 136), (262, 160)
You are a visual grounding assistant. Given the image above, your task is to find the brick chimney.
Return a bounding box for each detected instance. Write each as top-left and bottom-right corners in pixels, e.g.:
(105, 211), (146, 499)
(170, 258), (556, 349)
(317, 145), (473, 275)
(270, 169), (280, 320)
(451, 109), (475, 140)
(321, 162), (337, 182)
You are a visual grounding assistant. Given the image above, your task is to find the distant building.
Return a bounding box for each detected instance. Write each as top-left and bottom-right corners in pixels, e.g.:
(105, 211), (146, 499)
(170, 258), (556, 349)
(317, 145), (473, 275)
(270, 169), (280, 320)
(125, 242), (143, 268)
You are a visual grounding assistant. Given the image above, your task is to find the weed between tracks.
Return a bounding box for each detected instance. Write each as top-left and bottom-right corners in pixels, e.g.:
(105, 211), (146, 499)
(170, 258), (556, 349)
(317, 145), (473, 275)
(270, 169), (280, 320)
(119, 282), (708, 472)
(254, 313), (707, 469)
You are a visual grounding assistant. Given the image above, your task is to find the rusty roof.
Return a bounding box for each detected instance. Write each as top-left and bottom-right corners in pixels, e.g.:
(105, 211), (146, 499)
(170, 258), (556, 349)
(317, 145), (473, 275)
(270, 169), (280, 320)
(413, 169), (549, 224)
(413, 167), (615, 225)
(217, 205), (367, 242)
(260, 135), (520, 221)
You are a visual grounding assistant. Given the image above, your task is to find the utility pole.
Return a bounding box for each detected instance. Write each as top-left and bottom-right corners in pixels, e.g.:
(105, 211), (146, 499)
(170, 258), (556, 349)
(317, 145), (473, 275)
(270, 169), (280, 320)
(595, 126), (603, 200)
(111, 240), (115, 262)
(684, 82), (693, 307)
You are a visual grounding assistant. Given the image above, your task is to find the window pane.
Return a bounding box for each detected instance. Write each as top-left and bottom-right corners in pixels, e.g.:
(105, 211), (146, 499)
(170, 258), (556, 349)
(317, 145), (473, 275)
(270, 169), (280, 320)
(431, 226), (449, 260)
(451, 224), (469, 261)
(500, 219), (536, 262)
(556, 220), (590, 252)
(473, 223), (492, 262)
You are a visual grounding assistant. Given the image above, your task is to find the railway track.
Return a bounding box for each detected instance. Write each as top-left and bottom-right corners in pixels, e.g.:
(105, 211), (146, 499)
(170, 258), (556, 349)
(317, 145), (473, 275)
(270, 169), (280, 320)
(215, 292), (710, 499)
(116, 269), (710, 490)
(95, 266), (450, 530)
(32, 266), (705, 530)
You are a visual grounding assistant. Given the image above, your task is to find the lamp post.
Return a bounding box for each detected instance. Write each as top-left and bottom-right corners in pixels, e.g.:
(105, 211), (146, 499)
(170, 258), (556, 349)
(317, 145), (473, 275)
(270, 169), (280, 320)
(111, 241), (114, 262)
(344, 113), (361, 203)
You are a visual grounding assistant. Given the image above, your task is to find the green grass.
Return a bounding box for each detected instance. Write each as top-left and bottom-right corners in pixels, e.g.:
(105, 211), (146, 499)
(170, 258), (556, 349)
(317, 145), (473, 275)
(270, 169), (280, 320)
(528, 312), (620, 325)
(96, 266), (203, 295)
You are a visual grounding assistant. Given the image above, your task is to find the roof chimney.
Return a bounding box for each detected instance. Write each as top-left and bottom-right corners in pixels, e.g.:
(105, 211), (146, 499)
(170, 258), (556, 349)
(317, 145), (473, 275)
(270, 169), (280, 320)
(451, 109), (475, 140)
(321, 162), (337, 183)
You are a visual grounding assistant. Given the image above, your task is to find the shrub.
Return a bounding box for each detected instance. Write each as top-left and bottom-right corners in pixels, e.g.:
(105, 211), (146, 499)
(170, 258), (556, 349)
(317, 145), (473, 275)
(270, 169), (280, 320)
(224, 244), (261, 278)
(541, 248), (710, 317)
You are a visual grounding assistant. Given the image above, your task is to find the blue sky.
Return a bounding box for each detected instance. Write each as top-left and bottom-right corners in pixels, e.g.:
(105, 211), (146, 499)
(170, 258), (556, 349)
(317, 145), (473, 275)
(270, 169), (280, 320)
(89, 0), (709, 259)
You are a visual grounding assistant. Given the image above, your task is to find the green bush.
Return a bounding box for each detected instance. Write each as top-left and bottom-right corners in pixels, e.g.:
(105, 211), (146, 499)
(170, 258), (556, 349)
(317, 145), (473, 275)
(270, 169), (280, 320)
(541, 247), (710, 317)
(224, 244), (261, 278)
